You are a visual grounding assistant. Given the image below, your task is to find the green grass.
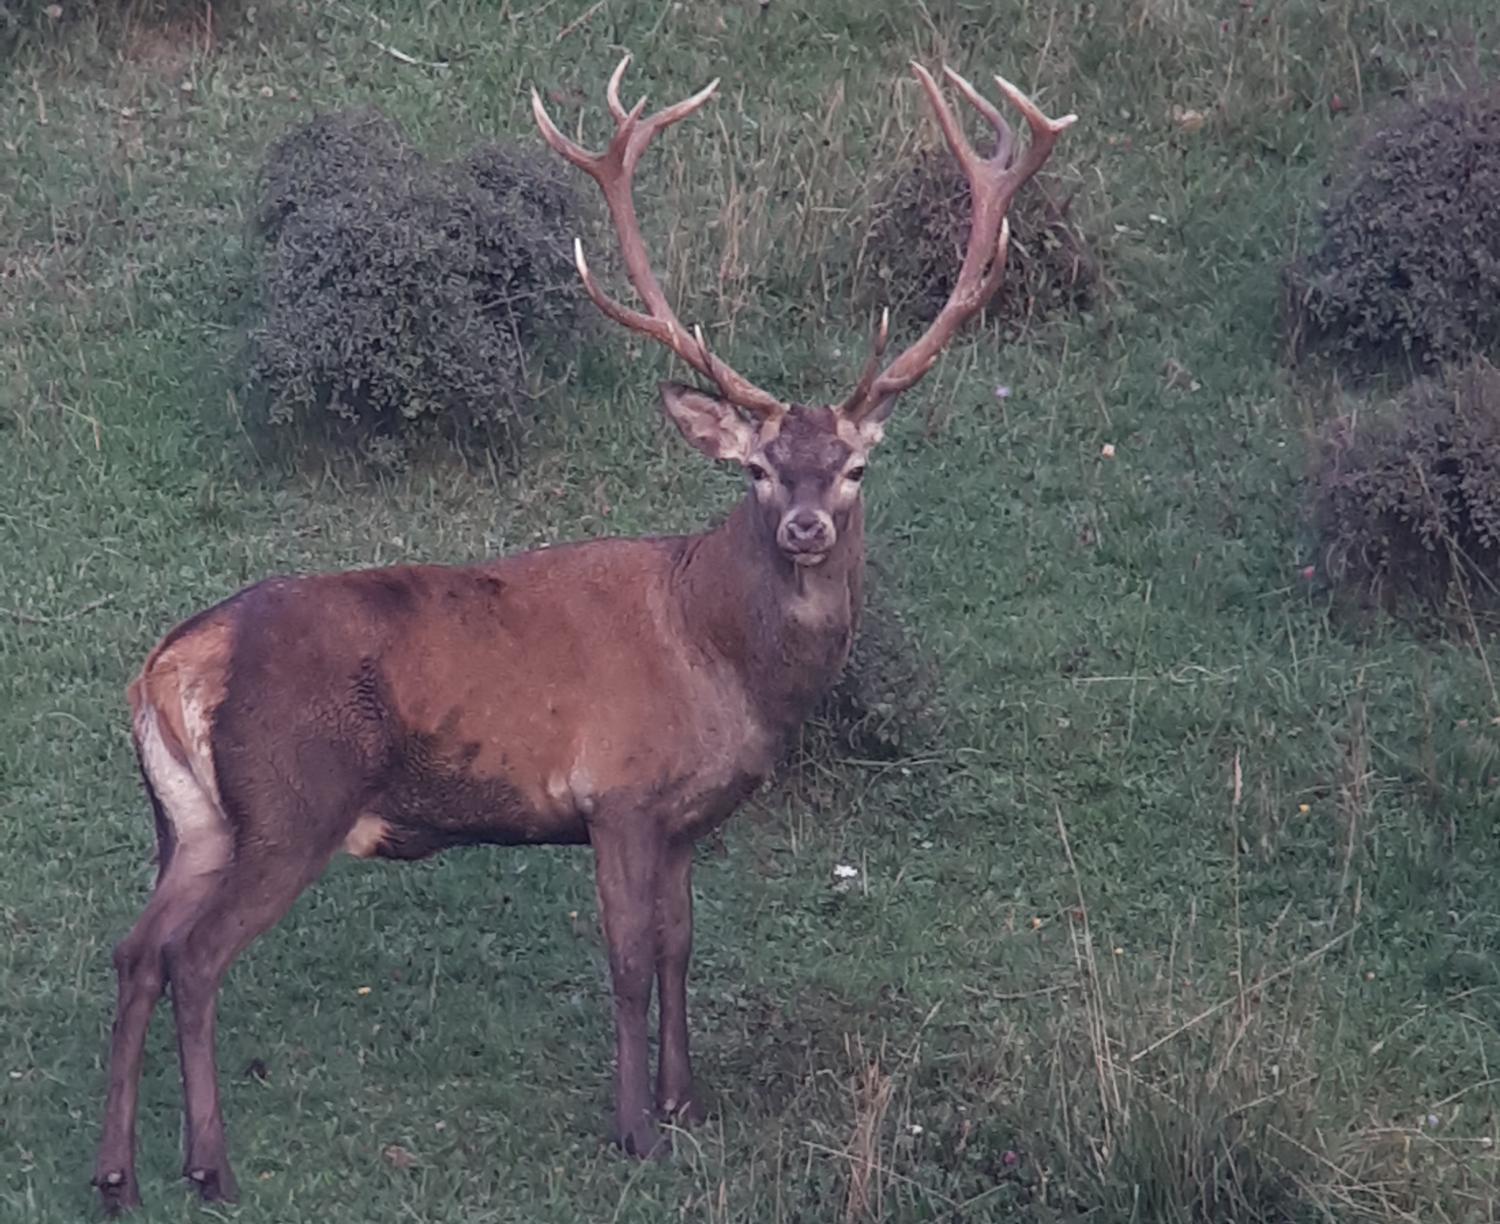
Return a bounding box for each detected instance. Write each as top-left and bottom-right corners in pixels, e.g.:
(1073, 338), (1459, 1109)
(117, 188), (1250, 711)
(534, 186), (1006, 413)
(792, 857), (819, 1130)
(3, 1), (1500, 1220)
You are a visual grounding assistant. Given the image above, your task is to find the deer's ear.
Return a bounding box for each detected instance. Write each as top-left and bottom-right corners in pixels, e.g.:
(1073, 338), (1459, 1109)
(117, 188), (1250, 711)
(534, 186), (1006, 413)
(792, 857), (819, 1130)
(659, 382), (756, 463)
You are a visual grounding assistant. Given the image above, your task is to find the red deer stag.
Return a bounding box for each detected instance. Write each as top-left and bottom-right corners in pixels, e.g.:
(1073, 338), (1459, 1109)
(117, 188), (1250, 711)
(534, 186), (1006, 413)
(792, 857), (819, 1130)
(92, 55), (1073, 1211)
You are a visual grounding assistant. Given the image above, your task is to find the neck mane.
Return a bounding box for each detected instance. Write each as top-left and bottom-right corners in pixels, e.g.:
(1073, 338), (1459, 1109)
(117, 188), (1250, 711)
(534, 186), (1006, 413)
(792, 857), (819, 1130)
(674, 495), (866, 738)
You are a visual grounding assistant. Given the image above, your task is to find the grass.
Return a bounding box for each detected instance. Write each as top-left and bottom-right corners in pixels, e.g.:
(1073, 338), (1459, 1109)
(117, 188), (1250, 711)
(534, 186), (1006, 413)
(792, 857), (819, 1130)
(3, 0), (1500, 1220)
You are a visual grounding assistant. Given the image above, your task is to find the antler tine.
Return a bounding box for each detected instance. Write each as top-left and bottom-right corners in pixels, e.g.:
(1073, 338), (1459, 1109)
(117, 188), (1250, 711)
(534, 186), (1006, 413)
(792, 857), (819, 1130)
(992, 71), (1078, 179)
(530, 86), (596, 171)
(836, 309), (891, 418)
(841, 64), (1074, 423)
(570, 238), (677, 348)
(941, 65), (1015, 167)
(605, 54), (633, 123)
(994, 71), (1079, 139)
(909, 63), (981, 178)
(533, 58), (787, 420)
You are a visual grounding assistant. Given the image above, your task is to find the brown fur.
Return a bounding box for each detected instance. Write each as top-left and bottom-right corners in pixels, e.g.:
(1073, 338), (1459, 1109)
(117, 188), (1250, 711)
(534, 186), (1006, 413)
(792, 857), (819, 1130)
(93, 401), (869, 1211)
(91, 53), (1071, 1205)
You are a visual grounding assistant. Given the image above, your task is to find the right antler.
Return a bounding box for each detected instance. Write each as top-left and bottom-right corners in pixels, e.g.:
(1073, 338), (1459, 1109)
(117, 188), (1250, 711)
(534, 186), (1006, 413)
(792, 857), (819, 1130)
(532, 57), (789, 421)
(839, 64), (1076, 423)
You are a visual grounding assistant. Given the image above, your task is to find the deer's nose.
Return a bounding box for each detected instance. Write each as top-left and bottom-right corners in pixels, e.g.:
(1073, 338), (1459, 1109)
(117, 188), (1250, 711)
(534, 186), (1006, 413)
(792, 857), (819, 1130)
(779, 510), (835, 555)
(785, 513), (825, 541)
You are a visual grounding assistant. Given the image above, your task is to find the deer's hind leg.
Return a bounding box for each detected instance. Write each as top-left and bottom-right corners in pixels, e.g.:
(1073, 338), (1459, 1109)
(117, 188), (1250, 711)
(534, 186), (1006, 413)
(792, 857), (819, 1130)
(95, 715), (234, 1213)
(160, 832), (341, 1203)
(158, 732), (361, 1202)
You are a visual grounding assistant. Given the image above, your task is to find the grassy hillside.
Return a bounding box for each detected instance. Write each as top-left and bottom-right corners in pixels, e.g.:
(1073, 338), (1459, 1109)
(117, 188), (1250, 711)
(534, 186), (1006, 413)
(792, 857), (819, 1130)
(2, 1), (1497, 1220)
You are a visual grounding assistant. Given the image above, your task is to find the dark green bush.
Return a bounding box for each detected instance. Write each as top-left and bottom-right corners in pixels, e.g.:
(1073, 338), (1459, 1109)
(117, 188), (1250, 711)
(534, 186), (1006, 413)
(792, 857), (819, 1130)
(249, 108), (581, 458)
(856, 149), (1096, 330)
(1313, 360), (1500, 611)
(1286, 86), (1500, 377)
(798, 580), (943, 767)
(255, 108), (417, 241)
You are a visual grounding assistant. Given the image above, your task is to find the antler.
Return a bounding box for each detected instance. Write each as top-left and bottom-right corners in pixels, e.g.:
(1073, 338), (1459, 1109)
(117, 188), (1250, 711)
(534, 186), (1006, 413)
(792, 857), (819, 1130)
(532, 57), (789, 420)
(839, 64), (1076, 422)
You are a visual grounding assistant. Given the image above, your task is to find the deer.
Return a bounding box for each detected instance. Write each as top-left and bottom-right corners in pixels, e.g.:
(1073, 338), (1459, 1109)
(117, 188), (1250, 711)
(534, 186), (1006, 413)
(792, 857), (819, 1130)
(91, 55), (1074, 1212)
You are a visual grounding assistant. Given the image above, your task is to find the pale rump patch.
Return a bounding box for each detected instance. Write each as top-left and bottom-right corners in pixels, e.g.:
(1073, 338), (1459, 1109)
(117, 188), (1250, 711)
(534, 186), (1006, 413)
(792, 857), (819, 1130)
(343, 813), (390, 858)
(134, 619), (231, 791)
(128, 617), (237, 878)
(178, 671), (223, 803)
(135, 704), (232, 877)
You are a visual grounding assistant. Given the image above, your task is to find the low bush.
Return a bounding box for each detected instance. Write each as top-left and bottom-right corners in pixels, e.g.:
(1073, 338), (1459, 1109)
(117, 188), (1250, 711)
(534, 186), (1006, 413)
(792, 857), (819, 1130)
(788, 579), (943, 774)
(855, 149), (1096, 331)
(1313, 360), (1500, 613)
(249, 108), (581, 461)
(1286, 86), (1500, 377)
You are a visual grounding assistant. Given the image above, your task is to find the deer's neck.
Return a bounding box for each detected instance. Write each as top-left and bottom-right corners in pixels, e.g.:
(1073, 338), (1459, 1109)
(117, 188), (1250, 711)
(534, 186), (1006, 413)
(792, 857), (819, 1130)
(676, 496), (865, 739)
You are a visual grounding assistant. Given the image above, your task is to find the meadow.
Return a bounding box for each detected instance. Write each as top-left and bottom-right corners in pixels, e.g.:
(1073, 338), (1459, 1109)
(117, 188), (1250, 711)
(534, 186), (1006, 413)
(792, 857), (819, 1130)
(2, 1), (1498, 1219)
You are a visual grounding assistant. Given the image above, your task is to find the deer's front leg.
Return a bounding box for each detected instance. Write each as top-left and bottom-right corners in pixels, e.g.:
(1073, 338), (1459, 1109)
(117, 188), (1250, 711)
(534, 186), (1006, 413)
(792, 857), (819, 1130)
(591, 820), (661, 1156)
(655, 841), (704, 1126)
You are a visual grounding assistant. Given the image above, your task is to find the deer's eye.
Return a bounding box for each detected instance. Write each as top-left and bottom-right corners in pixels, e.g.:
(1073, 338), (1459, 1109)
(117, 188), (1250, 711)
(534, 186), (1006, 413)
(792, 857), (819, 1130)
(846, 465), (867, 482)
(746, 463), (771, 483)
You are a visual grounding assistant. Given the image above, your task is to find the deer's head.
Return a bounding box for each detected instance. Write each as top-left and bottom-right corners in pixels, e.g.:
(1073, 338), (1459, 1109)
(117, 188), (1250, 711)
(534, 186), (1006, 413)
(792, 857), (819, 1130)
(657, 391), (873, 566)
(533, 57), (1075, 570)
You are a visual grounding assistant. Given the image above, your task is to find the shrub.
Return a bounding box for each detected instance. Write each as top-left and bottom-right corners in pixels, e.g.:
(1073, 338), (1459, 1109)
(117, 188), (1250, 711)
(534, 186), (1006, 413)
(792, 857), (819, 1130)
(1313, 360), (1500, 612)
(249, 108), (581, 459)
(1286, 86), (1500, 377)
(795, 578), (943, 769)
(255, 108), (417, 241)
(855, 149), (1096, 330)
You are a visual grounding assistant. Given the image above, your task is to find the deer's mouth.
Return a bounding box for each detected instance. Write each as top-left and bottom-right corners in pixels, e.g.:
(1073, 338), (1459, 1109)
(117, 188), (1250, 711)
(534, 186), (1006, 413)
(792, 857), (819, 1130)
(784, 544), (832, 567)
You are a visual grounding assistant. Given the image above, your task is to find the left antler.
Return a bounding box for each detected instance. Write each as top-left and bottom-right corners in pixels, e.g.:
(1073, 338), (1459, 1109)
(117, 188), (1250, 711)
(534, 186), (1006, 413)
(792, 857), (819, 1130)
(839, 64), (1076, 422)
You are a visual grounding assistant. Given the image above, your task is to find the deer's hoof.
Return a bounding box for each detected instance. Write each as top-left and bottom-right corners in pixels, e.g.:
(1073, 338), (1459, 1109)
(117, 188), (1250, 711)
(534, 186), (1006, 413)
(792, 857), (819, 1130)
(185, 1164), (239, 1203)
(93, 1169), (141, 1215)
(660, 1094), (707, 1128)
(617, 1120), (665, 1160)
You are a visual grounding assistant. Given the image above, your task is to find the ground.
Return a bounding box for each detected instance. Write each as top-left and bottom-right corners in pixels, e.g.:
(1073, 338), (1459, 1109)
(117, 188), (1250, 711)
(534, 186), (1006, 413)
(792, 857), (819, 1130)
(1, 1), (1498, 1221)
